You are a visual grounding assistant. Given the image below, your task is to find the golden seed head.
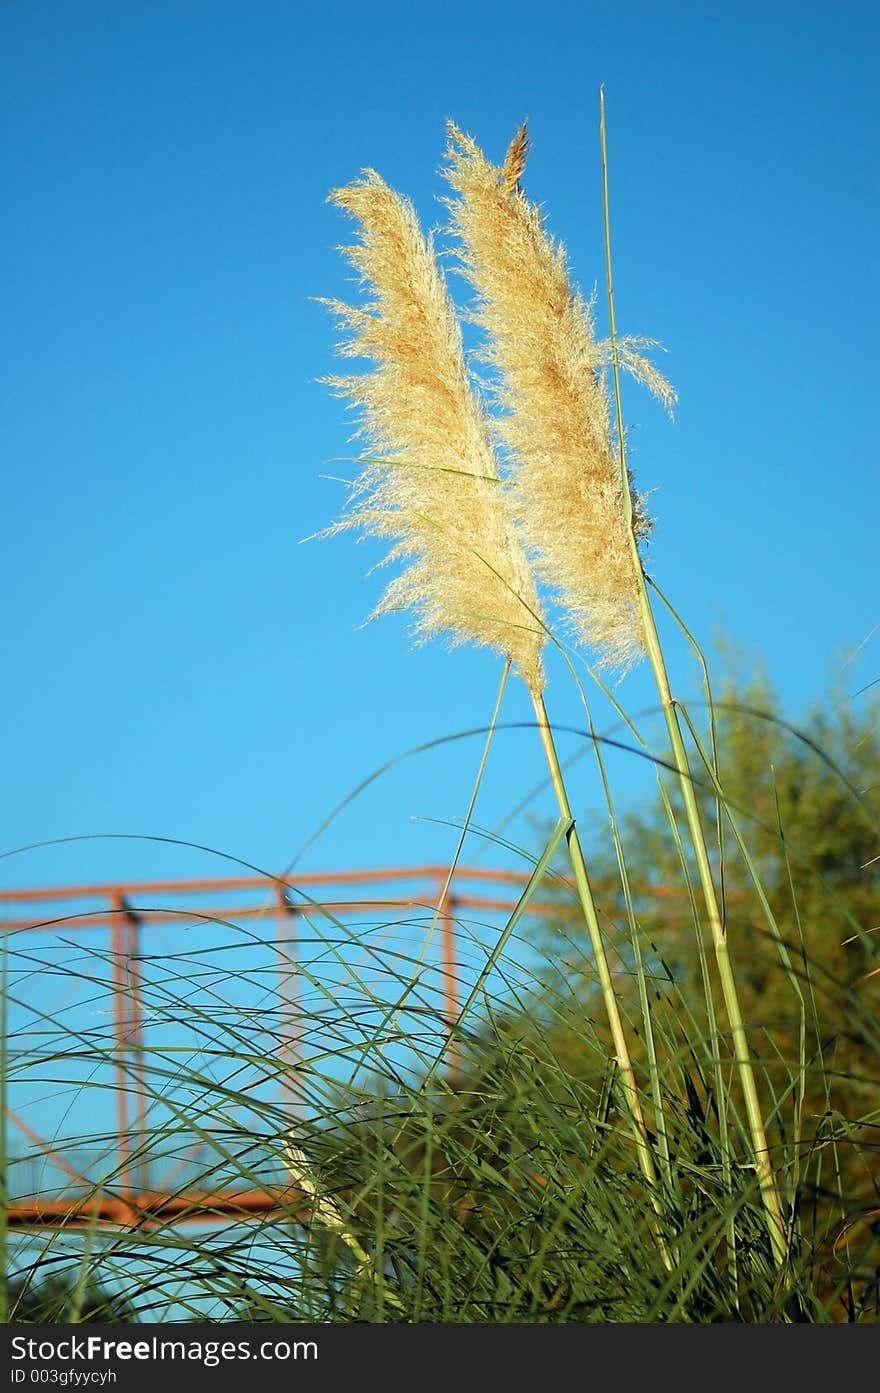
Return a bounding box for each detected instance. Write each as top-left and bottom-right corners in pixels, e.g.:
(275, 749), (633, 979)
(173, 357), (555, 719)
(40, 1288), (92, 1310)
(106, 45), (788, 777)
(322, 169), (546, 692)
(501, 121), (530, 193)
(443, 122), (674, 672)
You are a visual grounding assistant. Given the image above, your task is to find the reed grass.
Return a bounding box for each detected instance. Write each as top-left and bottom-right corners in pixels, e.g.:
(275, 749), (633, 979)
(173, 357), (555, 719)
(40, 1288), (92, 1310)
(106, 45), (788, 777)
(597, 93), (786, 1265)
(442, 108), (788, 1267)
(3, 107), (877, 1324)
(318, 158), (666, 1237)
(4, 779), (876, 1321)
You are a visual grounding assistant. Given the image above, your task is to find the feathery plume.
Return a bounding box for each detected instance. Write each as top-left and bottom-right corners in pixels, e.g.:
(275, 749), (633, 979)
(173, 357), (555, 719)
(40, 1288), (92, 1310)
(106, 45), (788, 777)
(284, 1136), (406, 1310)
(443, 122), (674, 672)
(502, 121), (530, 192)
(321, 170), (545, 693)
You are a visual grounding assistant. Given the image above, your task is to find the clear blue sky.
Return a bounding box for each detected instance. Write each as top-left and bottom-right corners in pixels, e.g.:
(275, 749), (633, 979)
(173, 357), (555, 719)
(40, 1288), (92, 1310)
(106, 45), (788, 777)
(2, 0), (877, 895)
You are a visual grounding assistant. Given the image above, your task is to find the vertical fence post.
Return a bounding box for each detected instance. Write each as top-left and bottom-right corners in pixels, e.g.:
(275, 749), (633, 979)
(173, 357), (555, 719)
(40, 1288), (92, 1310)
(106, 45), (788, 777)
(438, 875), (459, 1075)
(275, 886), (302, 1121)
(109, 893), (133, 1199)
(121, 898), (149, 1197)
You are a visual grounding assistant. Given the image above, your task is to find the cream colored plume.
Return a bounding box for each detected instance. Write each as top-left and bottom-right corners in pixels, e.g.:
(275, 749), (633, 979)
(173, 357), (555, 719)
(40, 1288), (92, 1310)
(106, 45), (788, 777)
(443, 122), (675, 671)
(321, 170), (545, 693)
(284, 1136), (405, 1311)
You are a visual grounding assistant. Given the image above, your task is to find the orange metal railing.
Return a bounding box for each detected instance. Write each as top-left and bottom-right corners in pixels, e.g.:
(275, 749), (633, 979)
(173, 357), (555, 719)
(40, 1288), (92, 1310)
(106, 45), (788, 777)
(4, 864), (596, 1231)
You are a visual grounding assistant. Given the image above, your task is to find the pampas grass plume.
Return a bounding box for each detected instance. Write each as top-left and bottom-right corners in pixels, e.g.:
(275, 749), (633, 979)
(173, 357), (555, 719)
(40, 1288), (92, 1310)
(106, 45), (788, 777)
(321, 170), (545, 693)
(444, 122), (675, 672)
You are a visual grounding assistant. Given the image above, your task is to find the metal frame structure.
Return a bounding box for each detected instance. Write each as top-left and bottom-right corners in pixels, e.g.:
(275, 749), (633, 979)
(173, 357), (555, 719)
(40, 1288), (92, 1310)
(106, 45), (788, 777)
(3, 865), (577, 1232)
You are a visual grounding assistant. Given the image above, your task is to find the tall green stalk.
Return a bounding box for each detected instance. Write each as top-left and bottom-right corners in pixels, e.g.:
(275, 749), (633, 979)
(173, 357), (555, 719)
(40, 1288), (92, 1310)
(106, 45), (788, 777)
(531, 689), (673, 1271)
(599, 89), (787, 1267)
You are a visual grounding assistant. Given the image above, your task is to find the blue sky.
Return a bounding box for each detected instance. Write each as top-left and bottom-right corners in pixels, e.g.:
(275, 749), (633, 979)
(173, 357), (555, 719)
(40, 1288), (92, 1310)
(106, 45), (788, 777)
(2, 0), (877, 897)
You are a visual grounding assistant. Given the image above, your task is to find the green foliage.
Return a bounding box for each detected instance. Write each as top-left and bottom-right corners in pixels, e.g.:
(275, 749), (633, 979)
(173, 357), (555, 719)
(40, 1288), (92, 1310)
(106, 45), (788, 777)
(275, 672), (880, 1322)
(525, 670), (880, 1306)
(282, 1070), (749, 1321)
(6, 1270), (137, 1323)
(570, 671), (879, 1116)
(3, 670), (877, 1323)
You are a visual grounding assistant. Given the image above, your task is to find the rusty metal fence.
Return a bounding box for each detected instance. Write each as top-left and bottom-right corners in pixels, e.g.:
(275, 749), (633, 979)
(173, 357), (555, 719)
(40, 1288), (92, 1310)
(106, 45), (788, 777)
(3, 865), (571, 1231)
